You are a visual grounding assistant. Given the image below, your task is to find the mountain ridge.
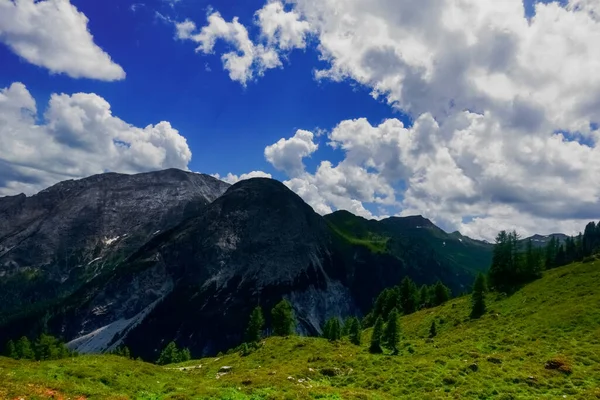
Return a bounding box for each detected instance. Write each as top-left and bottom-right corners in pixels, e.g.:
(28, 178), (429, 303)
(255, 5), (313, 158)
(1, 170), (494, 358)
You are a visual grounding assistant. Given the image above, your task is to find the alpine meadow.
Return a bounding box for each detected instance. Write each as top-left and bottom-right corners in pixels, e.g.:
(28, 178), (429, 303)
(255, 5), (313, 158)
(1, 0), (600, 399)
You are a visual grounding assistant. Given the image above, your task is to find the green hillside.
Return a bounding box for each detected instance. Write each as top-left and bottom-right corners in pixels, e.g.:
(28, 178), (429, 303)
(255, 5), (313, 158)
(2, 260), (599, 400)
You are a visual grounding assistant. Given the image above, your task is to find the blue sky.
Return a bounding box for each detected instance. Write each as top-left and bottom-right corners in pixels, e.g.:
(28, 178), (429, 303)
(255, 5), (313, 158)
(0, 0), (400, 182)
(1, 0), (599, 240)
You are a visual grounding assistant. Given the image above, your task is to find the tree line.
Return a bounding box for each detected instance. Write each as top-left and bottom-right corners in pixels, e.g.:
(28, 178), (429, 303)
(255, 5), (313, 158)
(3, 334), (75, 361)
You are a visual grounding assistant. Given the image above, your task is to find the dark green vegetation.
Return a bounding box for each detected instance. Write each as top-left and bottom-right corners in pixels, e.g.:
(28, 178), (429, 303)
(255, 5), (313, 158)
(4, 334), (73, 361)
(0, 175), (494, 359)
(157, 342), (191, 365)
(2, 260), (599, 399)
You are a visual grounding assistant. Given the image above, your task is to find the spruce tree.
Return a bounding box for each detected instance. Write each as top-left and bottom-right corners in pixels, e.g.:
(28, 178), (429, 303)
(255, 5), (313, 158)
(180, 348), (191, 362)
(369, 317), (384, 353)
(429, 320), (437, 338)
(349, 318), (361, 346)
(331, 318), (341, 341)
(432, 281), (450, 306)
(157, 341), (180, 365)
(271, 299), (295, 336)
(418, 284), (430, 309)
(399, 276), (418, 315)
(470, 273), (487, 319)
(5, 340), (17, 359)
(383, 308), (400, 354)
(322, 317), (341, 341)
(342, 317), (353, 336)
(245, 306), (265, 343)
(15, 336), (34, 360)
(322, 318), (333, 340)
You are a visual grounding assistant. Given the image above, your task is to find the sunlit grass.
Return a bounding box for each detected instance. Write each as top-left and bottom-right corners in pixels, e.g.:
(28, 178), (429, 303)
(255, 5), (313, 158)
(2, 261), (599, 399)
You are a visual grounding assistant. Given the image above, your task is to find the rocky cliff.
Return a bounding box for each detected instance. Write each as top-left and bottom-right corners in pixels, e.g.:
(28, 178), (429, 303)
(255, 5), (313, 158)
(0, 169), (229, 319)
(0, 170), (493, 360)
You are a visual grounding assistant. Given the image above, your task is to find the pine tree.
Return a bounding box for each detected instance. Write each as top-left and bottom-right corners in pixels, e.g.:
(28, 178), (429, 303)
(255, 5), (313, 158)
(429, 320), (437, 338)
(322, 318), (333, 339)
(342, 317), (353, 336)
(322, 317), (341, 341)
(432, 281), (450, 306)
(180, 348), (191, 362)
(5, 340), (17, 359)
(470, 273), (487, 319)
(245, 306), (265, 343)
(331, 318), (341, 341)
(369, 317), (384, 353)
(157, 342), (180, 365)
(399, 276), (418, 315)
(15, 336), (34, 360)
(349, 318), (361, 346)
(271, 299), (295, 336)
(34, 334), (69, 360)
(383, 308), (400, 354)
(418, 284), (430, 309)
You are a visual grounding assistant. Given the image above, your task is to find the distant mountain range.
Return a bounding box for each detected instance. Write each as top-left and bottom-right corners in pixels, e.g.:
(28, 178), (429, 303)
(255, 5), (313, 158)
(0, 169), (557, 359)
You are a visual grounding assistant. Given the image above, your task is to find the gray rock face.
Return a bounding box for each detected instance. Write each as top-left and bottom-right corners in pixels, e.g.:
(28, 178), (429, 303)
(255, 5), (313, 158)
(0, 169), (229, 316)
(0, 171), (492, 360)
(53, 178), (355, 356)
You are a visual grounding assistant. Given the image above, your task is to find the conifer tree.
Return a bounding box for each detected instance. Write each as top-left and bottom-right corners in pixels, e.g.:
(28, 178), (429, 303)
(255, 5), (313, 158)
(34, 334), (69, 360)
(432, 281), (451, 306)
(322, 317), (341, 341)
(349, 318), (361, 346)
(383, 308), (400, 354)
(180, 348), (191, 362)
(399, 276), (418, 315)
(271, 299), (295, 336)
(470, 273), (487, 319)
(429, 320), (437, 338)
(369, 317), (384, 353)
(418, 284), (430, 309)
(342, 317), (353, 336)
(5, 340), (17, 359)
(245, 306), (265, 343)
(15, 336), (34, 360)
(157, 341), (180, 365)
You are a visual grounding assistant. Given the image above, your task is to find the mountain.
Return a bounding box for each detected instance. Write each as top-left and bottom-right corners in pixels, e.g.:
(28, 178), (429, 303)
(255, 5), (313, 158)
(0, 170), (492, 359)
(522, 233), (569, 248)
(0, 169), (230, 319)
(3, 259), (599, 399)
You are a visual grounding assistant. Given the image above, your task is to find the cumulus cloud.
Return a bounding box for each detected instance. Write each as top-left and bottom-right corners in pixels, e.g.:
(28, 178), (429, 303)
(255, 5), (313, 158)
(254, 0), (600, 240)
(0, 0), (125, 81)
(213, 170), (272, 184)
(264, 129), (318, 177)
(0, 82), (192, 196)
(256, 0), (312, 50)
(174, 1), (311, 84)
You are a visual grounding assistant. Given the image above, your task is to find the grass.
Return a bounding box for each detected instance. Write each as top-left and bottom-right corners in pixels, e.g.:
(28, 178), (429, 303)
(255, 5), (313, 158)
(327, 223), (389, 254)
(2, 261), (600, 399)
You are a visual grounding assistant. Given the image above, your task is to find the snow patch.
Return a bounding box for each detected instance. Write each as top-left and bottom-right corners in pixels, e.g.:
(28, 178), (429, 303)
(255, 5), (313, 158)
(103, 236), (120, 246)
(458, 238), (463, 242)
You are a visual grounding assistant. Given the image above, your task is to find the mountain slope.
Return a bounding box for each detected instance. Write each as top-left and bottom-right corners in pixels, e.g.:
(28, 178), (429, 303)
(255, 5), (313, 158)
(0, 172), (494, 360)
(325, 210), (493, 292)
(0, 169), (229, 319)
(2, 260), (599, 399)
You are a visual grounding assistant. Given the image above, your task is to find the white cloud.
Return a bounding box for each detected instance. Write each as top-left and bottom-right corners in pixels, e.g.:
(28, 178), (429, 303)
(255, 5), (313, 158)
(213, 170), (272, 184)
(253, 0), (600, 240)
(0, 0), (125, 81)
(175, 13), (282, 85)
(173, 1), (311, 84)
(264, 129), (318, 177)
(0, 82), (192, 196)
(256, 0), (312, 50)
